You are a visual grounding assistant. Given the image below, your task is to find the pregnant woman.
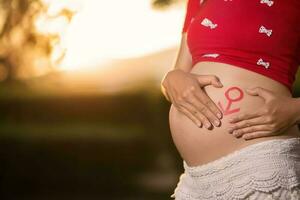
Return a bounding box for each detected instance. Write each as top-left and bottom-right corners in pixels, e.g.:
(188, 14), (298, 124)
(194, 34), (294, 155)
(161, 0), (300, 199)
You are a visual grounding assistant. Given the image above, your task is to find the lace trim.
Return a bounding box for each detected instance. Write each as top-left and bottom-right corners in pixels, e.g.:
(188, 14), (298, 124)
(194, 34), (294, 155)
(172, 186), (300, 200)
(171, 137), (300, 200)
(184, 137), (300, 176)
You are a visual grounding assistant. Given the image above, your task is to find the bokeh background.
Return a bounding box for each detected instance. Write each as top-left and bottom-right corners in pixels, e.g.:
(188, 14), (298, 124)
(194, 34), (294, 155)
(0, 0), (300, 199)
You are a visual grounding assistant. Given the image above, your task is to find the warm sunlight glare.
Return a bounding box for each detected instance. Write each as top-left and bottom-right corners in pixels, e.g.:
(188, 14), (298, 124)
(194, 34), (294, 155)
(40, 0), (185, 71)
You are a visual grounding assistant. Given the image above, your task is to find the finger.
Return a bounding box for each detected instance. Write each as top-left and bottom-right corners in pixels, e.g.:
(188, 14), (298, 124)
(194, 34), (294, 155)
(229, 110), (263, 123)
(195, 75), (223, 88)
(245, 87), (274, 102)
(170, 91), (202, 127)
(177, 86), (215, 128)
(227, 116), (267, 133)
(174, 90), (209, 128)
(242, 131), (276, 140)
(181, 101), (212, 129)
(231, 124), (271, 138)
(186, 94), (220, 128)
(195, 109), (212, 129)
(194, 87), (223, 119)
(175, 104), (203, 128)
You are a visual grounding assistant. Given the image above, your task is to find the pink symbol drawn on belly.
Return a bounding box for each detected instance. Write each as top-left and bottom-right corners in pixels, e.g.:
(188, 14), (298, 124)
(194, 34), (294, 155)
(217, 86), (244, 115)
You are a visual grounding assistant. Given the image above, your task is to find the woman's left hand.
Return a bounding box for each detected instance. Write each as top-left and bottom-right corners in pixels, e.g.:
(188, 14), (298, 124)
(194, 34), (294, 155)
(227, 87), (299, 140)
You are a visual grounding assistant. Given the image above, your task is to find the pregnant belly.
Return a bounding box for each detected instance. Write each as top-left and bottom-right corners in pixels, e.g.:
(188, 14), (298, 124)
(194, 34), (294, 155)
(169, 61), (300, 167)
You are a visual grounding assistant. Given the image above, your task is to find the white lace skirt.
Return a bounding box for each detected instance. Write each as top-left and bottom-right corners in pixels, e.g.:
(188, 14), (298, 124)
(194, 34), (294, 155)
(170, 137), (300, 200)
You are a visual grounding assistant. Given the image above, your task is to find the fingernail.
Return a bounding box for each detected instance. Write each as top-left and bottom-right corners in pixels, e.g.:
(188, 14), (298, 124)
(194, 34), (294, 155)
(233, 131), (238, 137)
(217, 113), (222, 119)
(214, 120), (220, 126)
(197, 122), (202, 127)
(205, 123), (211, 129)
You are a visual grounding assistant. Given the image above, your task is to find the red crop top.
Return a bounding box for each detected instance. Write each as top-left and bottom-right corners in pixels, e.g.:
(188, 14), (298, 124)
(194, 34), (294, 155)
(182, 0), (300, 92)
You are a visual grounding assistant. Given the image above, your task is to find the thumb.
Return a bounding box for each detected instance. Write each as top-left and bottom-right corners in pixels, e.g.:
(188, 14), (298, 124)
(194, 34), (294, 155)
(245, 87), (274, 101)
(195, 75), (223, 88)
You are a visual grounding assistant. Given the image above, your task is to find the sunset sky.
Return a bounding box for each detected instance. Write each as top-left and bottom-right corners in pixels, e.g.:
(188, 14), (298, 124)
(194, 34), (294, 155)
(39, 0), (185, 71)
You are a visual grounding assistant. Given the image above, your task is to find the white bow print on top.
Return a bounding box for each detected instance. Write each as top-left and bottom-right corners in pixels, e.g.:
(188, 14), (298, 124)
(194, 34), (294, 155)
(259, 25), (272, 37)
(201, 18), (218, 29)
(257, 58), (270, 69)
(260, 0), (274, 7)
(202, 53), (220, 58)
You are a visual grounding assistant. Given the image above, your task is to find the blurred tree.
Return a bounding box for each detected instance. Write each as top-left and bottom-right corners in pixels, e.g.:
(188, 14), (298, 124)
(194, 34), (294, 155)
(0, 0), (186, 82)
(151, 0), (185, 9)
(0, 0), (73, 82)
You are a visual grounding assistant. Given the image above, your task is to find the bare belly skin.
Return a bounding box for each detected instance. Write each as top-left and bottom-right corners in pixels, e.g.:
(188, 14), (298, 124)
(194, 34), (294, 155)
(169, 61), (300, 167)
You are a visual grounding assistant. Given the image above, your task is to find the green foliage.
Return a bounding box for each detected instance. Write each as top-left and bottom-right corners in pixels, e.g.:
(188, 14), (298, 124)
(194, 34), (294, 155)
(0, 0), (73, 82)
(151, 0), (184, 9)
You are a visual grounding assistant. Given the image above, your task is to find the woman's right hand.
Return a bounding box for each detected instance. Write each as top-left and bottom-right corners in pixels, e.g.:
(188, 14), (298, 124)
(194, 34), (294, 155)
(161, 69), (224, 129)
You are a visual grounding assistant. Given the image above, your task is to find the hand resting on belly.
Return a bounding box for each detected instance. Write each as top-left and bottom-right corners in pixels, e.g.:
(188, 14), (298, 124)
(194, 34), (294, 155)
(168, 62), (300, 167)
